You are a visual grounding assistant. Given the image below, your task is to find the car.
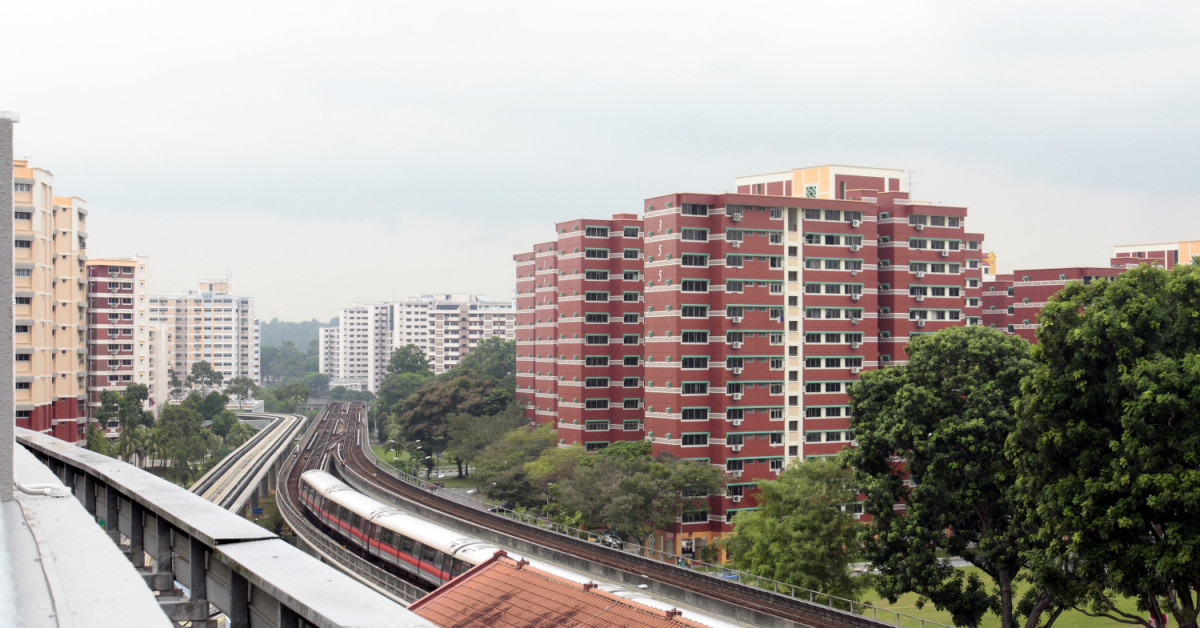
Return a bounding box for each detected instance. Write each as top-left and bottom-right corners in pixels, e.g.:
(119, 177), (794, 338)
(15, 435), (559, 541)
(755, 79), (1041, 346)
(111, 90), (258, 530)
(596, 533), (623, 549)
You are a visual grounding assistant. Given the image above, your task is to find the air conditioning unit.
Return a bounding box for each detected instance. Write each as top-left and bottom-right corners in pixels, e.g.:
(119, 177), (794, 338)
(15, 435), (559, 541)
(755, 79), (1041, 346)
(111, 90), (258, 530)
(731, 445), (743, 452)
(850, 318), (860, 325)
(732, 418), (743, 426)
(941, 250), (950, 257)
(731, 316), (743, 324)
(850, 439), (860, 447)
(731, 213), (743, 222)
(730, 241), (741, 248)
(915, 295), (925, 302)
(851, 342), (861, 349)
(851, 219), (861, 228)
(916, 271), (926, 279)
(851, 294), (861, 302)
(731, 341), (743, 349)
(851, 367), (862, 374)
(880, 355), (891, 362)
(849, 270), (858, 277)
(732, 367), (743, 375)
(732, 392), (743, 400)
(732, 495), (743, 503)
(915, 223), (925, 231)
(732, 471), (742, 479)
(916, 319), (926, 327)
(850, 245), (861, 252)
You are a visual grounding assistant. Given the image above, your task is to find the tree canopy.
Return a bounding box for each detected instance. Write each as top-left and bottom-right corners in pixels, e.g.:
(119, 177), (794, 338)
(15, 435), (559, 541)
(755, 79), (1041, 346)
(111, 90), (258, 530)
(387, 344), (433, 376)
(1009, 263), (1200, 628)
(187, 360), (224, 389)
(453, 337), (516, 389)
(725, 458), (864, 601)
(846, 325), (1046, 628)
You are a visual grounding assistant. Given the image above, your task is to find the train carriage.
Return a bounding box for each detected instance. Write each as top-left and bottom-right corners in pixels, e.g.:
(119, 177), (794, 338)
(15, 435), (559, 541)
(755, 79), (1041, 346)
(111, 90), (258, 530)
(299, 470), (495, 587)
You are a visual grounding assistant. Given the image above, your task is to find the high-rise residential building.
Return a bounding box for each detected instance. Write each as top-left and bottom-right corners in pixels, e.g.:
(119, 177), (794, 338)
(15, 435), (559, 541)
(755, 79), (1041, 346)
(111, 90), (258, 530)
(12, 159), (89, 442)
(320, 294), (515, 392)
(85, 256), (173, 427)
(983, 266), (1129, 343)
(148, 280), (260, 386)
(1112, 240), (1200, 269)
(516, 165), (983, 555)
(513, 215), (645, 449)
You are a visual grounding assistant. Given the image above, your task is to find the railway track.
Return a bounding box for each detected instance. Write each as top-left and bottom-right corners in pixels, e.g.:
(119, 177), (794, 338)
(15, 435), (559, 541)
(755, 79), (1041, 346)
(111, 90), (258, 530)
(191, 412), (304, 510)
(307, 402), (880, 628)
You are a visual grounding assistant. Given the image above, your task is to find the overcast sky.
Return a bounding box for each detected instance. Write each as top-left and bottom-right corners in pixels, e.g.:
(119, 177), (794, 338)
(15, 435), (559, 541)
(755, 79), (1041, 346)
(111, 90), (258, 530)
(5, 2), (1199, 321)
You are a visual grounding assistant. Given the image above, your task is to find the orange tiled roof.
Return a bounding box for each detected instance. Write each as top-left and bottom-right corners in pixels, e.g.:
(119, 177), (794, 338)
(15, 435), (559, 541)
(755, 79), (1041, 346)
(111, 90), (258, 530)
(409, 551), (708, 628)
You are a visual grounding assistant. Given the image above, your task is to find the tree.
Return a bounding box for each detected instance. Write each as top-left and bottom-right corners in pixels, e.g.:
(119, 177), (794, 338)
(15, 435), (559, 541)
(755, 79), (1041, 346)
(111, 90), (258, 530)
(446, 402), (528, 477)
(211, 410), (239, 438)
(224, 422), (257, 449)
(224, 376), (256, 403)
(1010, 264), (1200, 628)
(375, 372), (433, 422)
(187, 360), (224, 389)
(156, 403), (208, 484)
(725, 459), (864, 601)
(261, 340), (307, 383)
(474, 425), (559, 505)
(168, 369), (183, 398)
(393, 374), (510, 450)
(85, 423), (113, 457)
(453, 337), (516, 389)
(270, 382), (310, 413)
(845, 325), (1050, 628)
(199, 391), (230, 422)
(301, 372), (330, 397)
(388, 345), (433, 377)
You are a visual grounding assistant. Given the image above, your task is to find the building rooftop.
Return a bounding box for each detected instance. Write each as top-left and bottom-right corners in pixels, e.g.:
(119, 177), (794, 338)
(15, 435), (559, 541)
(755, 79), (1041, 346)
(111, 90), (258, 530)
(410, 551), (714, 628)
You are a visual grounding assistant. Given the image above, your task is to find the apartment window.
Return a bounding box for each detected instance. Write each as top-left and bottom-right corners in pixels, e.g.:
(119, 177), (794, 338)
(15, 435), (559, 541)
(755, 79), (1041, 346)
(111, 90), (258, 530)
(682, 433), (709, 446)
(682, 382), (709, 395)
(623, 377), (640, 387)
(623, 420), (641, 431)
(623, 292), (640, 302)
(14, 183), (32, 193)
(623, 313), (639, 324)
(585, 249), (609, 259)
(770, 233), (783, 244)
(681, 228), (708, 242)
(623, 270), (640, 281)
(681, 305), (707, 318)
(623, 356), (639, 366)
(806, 382), (822, 393)
(726, 255), (744, 268)
(585, 291), (608, 302)
(585, 270), (609, 280)
(15, 325), (29, 333)
(585, 313), (609, 324)
(681, 203), (709, 216)
(726, 281), (743, 293)
(585, 226), (609, 237)
(623, 334), (639, 345)
(586, 421), (610, 431)
(15, 382), (30, 390)
(623, 227), (640, 237)
(681, 254), (708, 267)
(585, 399), (610, 409)
(681, 280), (708, 292)
(623, 249), (640, 260)
(14, 268), (31, 277)
(585, 334), (608, 345)
(623, 399), (640, 409)
(682, 408), (708, 421)
(14, 240), (31, 248)
(682, 356), (709, 369)
(15, 297), (30, 305)
(824, 259), (841, 270)
(15, 353), (31, 362)
(585, 377), (609, 388)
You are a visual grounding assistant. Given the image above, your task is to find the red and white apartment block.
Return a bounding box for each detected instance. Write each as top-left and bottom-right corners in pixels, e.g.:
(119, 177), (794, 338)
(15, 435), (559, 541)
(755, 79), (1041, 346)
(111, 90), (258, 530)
(516, 165), (987, 551)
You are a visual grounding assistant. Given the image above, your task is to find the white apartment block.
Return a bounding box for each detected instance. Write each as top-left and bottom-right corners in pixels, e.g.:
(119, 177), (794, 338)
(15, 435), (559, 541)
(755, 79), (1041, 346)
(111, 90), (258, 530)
(320, 294), (515, 392)
(85, 257), (173, 425)
(148, 280), (261, 385)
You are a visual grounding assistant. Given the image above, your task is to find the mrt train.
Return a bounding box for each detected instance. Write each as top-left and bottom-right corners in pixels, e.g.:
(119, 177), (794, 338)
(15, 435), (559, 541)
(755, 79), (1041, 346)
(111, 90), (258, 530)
(298, 470), (502, 587)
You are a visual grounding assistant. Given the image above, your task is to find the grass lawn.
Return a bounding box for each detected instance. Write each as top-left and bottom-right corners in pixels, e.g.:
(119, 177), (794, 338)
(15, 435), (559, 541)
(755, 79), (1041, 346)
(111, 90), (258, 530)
(859, 567), (1144, 627)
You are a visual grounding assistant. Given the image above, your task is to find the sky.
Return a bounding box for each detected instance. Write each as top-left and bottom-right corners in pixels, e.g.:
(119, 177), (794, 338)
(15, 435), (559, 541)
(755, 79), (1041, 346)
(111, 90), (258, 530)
(4, 1), (1199, 321)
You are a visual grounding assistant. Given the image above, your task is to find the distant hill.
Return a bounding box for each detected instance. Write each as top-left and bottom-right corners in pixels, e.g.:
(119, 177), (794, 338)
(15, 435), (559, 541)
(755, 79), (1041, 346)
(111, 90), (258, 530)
(260, 317), (337, 348)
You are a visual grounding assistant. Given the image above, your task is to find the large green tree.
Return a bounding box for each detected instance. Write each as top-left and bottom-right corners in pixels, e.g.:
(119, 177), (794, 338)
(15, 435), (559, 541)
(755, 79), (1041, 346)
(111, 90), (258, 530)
(1010, 264), (1200, 628)
(224, 376), (257, 402)
(388, 345), (433, 376)
(453, 337), (516, 389)
(446, 402), (528, 477)
(725, 459), (864, 601)
(845, 325), (1052, 628)
(393, 374), (511, 450)
(187, 360), (224, 389)
(156, 403), (209, 483)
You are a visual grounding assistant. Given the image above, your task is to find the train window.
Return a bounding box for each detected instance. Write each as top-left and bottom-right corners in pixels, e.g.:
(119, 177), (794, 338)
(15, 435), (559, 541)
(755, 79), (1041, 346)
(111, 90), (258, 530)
(453, 559), (470, 577)
(400, 536), (415, 555)
(440, 554), (453, 577)
(421, 544), (438, 566)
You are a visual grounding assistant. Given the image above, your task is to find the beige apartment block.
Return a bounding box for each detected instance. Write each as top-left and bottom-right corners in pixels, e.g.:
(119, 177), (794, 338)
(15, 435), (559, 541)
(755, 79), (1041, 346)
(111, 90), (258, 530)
(148, 280), (261, 387)
(86, 256), (173, 429)
(13, 160), (88, 442)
